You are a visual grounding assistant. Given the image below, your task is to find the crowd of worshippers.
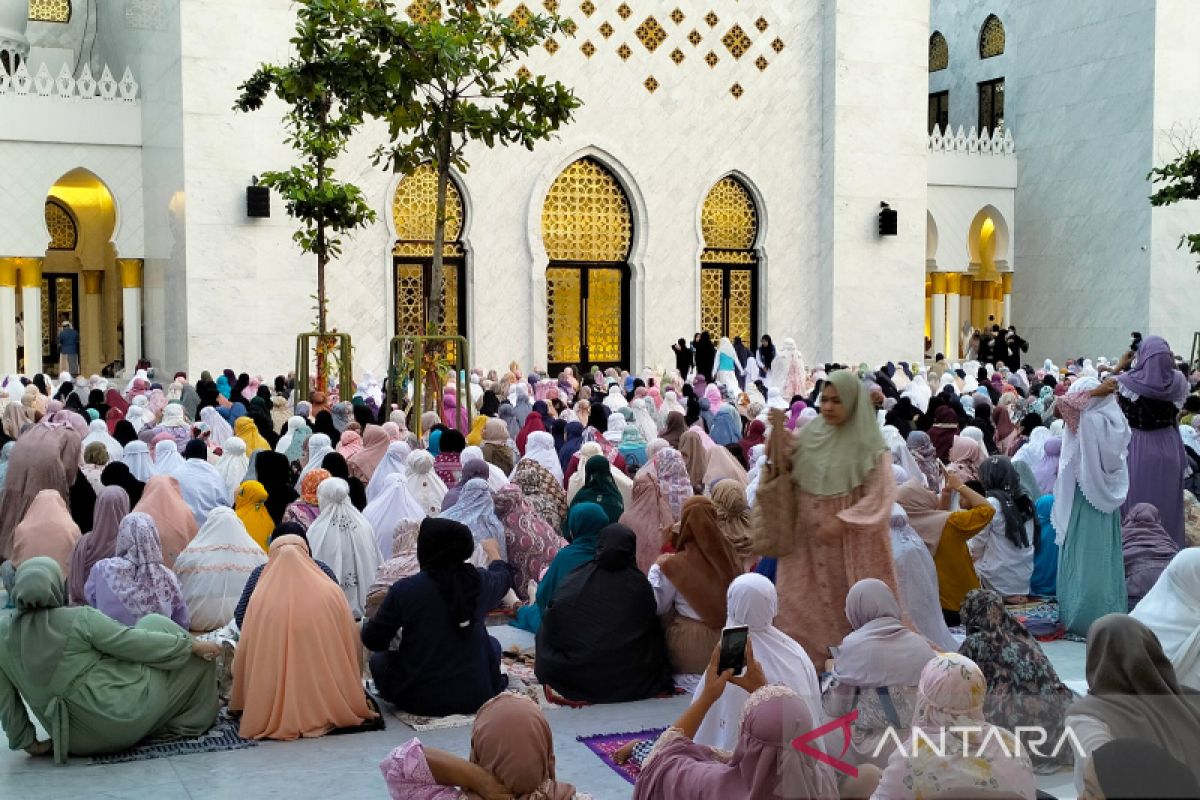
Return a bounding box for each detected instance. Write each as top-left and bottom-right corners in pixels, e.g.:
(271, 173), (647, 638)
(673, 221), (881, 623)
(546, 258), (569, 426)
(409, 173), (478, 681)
(0, 335), (1199, 798)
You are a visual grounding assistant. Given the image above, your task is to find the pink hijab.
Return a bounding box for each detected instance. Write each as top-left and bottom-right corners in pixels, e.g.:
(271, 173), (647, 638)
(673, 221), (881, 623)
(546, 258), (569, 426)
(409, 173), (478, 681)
(348, 425), (390, 482)
(12, 489), (82, 579)
(68, 485), (130, 604)
(632, 685), (839, 800)
(336, 430), (363, 458)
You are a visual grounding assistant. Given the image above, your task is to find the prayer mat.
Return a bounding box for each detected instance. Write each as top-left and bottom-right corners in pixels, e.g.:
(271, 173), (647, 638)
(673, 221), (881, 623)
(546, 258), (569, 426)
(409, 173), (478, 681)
(388, 657), (555, 730)
(1006, 599), (1068, 641)
(88, 710), (255, 765)
(577, 728), (666, 785)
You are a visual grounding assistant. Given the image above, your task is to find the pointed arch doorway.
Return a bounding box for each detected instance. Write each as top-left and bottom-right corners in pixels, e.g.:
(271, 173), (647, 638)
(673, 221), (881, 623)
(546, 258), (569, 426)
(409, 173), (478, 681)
(699, 176), (760, 345)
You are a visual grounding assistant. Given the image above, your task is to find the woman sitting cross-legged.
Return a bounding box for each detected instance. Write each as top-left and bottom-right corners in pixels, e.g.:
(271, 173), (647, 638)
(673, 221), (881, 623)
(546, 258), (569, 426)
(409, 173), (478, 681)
(362, 518), (514, 717)
(85, 512), (190, 629)
(230, 534), (378, 740)
(512, 502), (610, 634)
(535, 523), (673, 703)
(379, 692), (585, 799)
(0, 557), (221, 763)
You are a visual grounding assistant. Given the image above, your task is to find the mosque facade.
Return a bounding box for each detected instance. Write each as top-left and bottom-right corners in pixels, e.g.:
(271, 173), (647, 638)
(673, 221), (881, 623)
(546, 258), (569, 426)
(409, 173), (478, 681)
(0, 0), (1196, 380)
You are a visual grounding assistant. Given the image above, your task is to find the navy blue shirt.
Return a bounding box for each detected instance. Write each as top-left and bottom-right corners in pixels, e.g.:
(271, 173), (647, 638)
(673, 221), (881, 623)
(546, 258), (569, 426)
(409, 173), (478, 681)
(58, 327), (79, 355)
(362, 561), (513, 717)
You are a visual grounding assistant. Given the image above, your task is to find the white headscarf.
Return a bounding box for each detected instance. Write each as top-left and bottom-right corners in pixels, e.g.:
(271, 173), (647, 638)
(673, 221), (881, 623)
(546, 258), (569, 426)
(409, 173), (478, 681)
(366, 441), (412, 503)
(461, 445), (508, 491)
(1130, 549), (1200, 690)
(1052, 377), (1131, 541)
(405, 449), (448, 516)
(153, 439), (186, 476)
(173, 506), (266, 631)
(355, 371), (383, 407)
(275, 415), (307, 455)
(1012, 426), (1051, 469)
(631, 397), (660, 443)
(363, 472), (428, 559)
(160, 403), (189, 428)
(658, 390), (686, 425)
(691, 574), (822, 752)
(294, 432), (334, 491)
(125, 396), (153, 432)
(305, 477), (383, 618)
(82, 419), (122, 461)
(174, 454), (233, 525)
(521, 431), (564, 483)
(199, 407), (232, 448)
(604, 412), (626, 444)
(960, 426), (986, 447)
(121, 440), (153, 481)
(603, 383), (628, 411)
(902, 374), (932, 413)
(214, 437), (250, 494)
(882, 425), (923, 485)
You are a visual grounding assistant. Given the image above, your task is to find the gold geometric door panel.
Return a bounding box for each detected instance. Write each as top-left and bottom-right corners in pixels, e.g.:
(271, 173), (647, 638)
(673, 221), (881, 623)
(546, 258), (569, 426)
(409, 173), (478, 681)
(542, 157), (633, 370)
(41, 274), (78, 368)
(391, 163), (468, 339)
(700, 176), (760, 343)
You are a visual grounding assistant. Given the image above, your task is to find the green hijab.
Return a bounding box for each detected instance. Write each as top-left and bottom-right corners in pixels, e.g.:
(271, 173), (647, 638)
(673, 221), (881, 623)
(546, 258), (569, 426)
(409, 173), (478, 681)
(7, 557), (71, 680)
(792, 369), (886, 496)
(570, 454), (625, 525)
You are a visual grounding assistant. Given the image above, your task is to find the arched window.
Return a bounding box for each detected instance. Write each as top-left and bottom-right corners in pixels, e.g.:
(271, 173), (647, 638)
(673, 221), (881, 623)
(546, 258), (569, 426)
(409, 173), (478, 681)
(44, 200), (77, 250)
(700, 176), (759, 345)
(542, 157), (632, 371)
(979, 14), (1005, 58)
(28, 0), (71, 23)
(929, 31), (948, 72)
(391, 163), (467, 340)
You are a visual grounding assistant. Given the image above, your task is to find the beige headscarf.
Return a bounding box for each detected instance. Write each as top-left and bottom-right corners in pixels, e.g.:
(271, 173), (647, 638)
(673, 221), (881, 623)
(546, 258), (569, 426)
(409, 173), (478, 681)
(711, 479), (753, 561)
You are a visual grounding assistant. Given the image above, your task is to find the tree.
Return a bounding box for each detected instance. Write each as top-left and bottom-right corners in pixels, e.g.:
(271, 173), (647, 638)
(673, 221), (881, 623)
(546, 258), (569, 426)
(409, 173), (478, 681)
(233, 0), (396, 387)
(1149, 144), (1200, 270)
(372, 0), (582, 330)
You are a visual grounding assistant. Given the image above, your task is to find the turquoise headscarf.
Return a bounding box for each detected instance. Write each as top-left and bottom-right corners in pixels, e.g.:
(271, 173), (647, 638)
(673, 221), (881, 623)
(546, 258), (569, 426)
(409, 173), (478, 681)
(512, 502), (609, 634)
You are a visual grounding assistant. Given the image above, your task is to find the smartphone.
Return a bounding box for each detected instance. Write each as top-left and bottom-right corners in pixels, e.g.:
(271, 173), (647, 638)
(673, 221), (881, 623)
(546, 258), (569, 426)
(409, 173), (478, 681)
(718, 625), (750, 677)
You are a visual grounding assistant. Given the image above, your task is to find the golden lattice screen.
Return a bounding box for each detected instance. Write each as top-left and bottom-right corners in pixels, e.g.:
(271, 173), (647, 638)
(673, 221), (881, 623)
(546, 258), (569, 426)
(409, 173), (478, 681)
(45, 201), (77, 250)
(391, 163), (464, 257)
(29, 0), (70, 22)
(929, 31), (948, 72)
(979, 14), (1005, 58)
(700, 176), (758, 259)
(542, 158), (632, 263)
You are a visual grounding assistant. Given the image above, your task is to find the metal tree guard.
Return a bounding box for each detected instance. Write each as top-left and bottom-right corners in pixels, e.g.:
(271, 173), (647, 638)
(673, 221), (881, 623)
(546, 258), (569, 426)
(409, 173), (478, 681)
(388, 334), (471, 438)
(294, 332), (353, 403)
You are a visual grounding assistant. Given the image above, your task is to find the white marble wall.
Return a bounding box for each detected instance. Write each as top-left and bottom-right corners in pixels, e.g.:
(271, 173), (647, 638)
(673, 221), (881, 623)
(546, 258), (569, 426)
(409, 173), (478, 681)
(929, 0), (1200, 362)
(1149, 0), (1200, 360)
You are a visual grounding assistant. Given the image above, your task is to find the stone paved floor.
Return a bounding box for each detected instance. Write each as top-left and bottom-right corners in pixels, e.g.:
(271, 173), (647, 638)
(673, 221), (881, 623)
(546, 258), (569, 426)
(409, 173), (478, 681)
(2, 626), (1087, 799)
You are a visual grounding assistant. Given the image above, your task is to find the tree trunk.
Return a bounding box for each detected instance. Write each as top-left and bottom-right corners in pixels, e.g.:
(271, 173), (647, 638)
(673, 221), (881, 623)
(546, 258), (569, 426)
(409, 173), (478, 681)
(428, 122), (452, 334)
(315, 102), (329, 393)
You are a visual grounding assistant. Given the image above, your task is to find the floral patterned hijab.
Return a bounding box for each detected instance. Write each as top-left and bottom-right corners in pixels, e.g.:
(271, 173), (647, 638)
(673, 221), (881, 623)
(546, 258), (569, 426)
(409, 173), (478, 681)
(93, 512), (187, 626)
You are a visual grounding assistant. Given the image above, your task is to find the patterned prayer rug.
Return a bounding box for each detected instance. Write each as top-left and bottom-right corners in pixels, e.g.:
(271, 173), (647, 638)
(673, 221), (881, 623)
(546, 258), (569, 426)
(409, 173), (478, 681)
(88, 710), (255, 765)
(576, 728), (666, 785)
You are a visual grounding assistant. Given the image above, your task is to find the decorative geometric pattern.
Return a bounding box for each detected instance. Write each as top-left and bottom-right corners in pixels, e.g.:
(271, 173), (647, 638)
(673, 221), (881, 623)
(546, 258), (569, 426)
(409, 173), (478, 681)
(730, 82), (744, 98)
(391, 163), (465, 258)
(688, 29), (702, 46)
(406, 0), (441, 24)
(754, 17), (769, 33)
(670, 48), (685, 65)
(755, 56), (768, 72)
(546, 267), (582, 364)
(643, 75), (659, 93)
(541, 158), (632, 263)
(700, 269), (723, 341)
(581, 40), (596, 57)
(635, 16), (666, 52)
(28, 0), (71, 23)
(771, 37), (785, 53)
(616, 2), (631, 20)
(617, 43), (632, 60)
(45, 200), (76, 250)
(586, 268), (623, 361)
(929, 31), (948, 72)
(580, 0), (595, 16)
(394, 263), (461, 338)
(979, 14), (1004, 58)
(704, 11), (719, 27)
(721, 25), (752, 59)
(599, 21), (613, 38)
(511, 3), (533, 28)
(516, 66), (532, 80)
(670, 8), (684, 25)
(544, 37), (560, 54)
(705, 51), (719, 68)
(727, 269), (753, 343)
(701, 177), (758, 252)
(543, 0), (558, 11)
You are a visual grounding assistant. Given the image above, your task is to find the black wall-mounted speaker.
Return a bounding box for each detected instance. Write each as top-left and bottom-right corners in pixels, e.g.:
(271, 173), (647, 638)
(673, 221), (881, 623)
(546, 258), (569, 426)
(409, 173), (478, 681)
(878, 203), (897, 236)
(247, 185), (271, 218)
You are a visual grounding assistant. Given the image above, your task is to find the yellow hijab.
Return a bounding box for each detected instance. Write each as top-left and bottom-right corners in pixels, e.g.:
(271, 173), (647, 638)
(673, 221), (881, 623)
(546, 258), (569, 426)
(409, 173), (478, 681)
(465, 414), (488, 447)
(234, 416), (271, 455)
(235, 480), (274, 551)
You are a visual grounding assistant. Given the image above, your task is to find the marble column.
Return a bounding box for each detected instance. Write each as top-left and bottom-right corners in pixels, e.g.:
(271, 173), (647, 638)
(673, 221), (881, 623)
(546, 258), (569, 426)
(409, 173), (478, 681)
(0, 260), (16, 375)
(82, 271), (102, 375)
(944, 273), (961, 359)
(119, 259), (143, 375)
(20, 259), (42, 374)
(930, 273), (947, 358)
(959, 276), (973, 337)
